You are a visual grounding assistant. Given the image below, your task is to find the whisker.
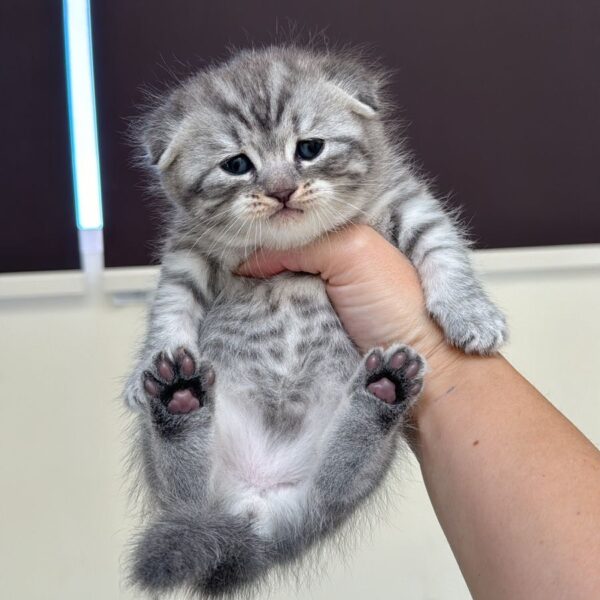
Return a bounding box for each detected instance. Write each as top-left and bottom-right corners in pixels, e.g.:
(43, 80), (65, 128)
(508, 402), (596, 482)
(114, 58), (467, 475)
(206, 210), (245, 258)
(216, 212), (250, 265)
(210, 215), (244, 259)
(330, 197), (372, 219)
(182, 205), (240, 257)
(311, 203), (335, 261)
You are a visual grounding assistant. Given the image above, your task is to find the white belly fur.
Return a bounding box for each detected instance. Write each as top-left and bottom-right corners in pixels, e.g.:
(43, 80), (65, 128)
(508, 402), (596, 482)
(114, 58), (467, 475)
(210, 370), (345, 537)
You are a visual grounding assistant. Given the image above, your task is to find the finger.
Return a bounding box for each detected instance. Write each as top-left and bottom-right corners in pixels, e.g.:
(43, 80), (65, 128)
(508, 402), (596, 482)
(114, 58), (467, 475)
(235, 250), (289, 278)
(237, 225), (397, 288)
(236, 243), (328, 279)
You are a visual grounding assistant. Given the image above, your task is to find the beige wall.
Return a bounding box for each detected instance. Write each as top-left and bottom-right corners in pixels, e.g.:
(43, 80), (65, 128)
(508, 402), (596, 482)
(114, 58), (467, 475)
(1, 248), (599, 600)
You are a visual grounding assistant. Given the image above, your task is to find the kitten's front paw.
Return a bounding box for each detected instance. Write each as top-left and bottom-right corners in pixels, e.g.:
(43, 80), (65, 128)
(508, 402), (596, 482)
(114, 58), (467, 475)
(431, 296), (507, 355)
(142, 349), (215, 415)
(358, 344), (425, 412)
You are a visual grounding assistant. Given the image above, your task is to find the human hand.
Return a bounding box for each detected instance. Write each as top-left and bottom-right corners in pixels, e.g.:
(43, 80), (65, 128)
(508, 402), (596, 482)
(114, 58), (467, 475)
(237, 224), (454, 372)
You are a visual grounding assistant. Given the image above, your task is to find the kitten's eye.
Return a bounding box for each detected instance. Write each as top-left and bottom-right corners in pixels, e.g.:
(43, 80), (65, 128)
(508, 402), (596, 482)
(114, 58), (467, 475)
(296, 139), (324, 161)
(221, 154), (254, 175)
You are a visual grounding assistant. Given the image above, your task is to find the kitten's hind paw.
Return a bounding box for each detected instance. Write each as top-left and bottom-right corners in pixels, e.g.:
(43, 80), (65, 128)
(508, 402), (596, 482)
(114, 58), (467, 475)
(360, 344), (425, 412)
(131, 518), (195, 593)
(130, 513), (263, 597)
(142, 349), (215, 415)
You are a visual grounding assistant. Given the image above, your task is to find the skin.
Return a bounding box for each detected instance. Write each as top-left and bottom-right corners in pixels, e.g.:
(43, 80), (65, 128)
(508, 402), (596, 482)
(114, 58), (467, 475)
(237, 224), (600, 600)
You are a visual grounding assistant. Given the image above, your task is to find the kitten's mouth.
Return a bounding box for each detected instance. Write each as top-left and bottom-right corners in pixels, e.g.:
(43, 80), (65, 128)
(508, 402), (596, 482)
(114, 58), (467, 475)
(270, 206), (304, 220)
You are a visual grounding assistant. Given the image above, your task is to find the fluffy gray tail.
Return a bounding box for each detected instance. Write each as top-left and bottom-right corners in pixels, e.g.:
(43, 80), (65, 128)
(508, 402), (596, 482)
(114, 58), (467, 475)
(130, 509), (268, 597)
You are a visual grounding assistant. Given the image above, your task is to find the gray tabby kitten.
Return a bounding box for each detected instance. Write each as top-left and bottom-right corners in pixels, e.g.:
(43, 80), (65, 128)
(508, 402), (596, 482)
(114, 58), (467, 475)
(124, 46), (506, 597)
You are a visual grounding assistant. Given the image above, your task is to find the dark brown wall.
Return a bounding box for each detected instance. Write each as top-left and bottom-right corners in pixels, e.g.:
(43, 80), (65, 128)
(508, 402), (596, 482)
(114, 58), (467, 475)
(92, 0), (600, 267)
(0, 1), (79, 273)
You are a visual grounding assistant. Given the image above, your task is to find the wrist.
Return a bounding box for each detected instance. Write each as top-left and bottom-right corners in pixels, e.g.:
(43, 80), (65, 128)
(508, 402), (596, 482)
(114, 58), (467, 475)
(421, 343), (470, 403)
(409, 347), (508, 457)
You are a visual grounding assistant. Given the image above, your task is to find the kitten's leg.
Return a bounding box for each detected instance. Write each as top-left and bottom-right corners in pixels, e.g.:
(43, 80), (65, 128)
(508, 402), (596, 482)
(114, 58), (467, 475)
(124, 250), (220, 411)
(135, 356), (216, 506)
(392, 188), (507, 354)
(130, 507), (269, 597)
(307, 344), (424, 535)
(126, 252), (221, 503)
(132, 368), (268, 597)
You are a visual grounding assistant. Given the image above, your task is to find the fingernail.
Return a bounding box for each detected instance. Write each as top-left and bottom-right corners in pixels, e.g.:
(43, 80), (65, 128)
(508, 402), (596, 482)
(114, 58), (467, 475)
(234, 262), (251, 276)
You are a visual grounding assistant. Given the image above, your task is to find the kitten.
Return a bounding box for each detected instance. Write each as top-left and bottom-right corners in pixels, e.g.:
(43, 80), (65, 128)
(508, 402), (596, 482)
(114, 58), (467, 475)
(124, 45), (506, 597)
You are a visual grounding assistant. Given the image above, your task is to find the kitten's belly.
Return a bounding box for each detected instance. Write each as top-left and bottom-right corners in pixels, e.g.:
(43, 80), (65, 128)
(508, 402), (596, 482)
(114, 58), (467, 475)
(198, 274), (359, 533)
(198, 272), (358, 381)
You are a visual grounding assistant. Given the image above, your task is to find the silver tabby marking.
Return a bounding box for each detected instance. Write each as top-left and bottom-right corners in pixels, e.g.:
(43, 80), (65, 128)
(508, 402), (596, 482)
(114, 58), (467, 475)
(124, 45), (506, 597)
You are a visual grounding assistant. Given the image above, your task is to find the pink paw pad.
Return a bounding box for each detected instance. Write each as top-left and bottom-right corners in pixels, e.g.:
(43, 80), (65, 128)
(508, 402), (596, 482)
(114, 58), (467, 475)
(167, 389), (200, 414)
(157, 359), (175, 382)
(366, 353), (382, 371)
(177, 350), (196, 378)
(367, 377), (397, 404)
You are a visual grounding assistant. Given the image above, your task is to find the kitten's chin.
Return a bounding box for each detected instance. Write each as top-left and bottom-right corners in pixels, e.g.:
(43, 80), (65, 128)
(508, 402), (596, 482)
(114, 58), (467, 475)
(260, 217), (345, 251)
(270, 206), (304, 221)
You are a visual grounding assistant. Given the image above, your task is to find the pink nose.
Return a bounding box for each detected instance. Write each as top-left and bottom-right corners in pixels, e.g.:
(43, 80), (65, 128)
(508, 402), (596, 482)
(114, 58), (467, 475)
(268, 188), (297, 204)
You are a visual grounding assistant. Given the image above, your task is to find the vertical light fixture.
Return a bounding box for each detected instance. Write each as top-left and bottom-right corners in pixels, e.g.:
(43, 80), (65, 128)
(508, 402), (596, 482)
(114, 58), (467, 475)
(63, 0), (103, 230)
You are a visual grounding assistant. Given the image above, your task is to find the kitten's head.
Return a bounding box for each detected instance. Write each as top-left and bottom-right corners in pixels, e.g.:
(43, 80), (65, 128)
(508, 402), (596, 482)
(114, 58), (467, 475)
(139, 46), (398, 254)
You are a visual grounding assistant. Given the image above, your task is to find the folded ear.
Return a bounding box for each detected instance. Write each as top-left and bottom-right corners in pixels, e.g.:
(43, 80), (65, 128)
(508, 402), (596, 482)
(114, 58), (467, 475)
(321, 52), (388, 119)
(138, 89), (186, 170)
(326, 82), (378, 119)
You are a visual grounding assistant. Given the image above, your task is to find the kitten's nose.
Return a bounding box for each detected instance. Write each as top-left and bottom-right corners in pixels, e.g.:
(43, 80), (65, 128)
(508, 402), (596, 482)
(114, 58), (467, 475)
(268, 187), (297, 204)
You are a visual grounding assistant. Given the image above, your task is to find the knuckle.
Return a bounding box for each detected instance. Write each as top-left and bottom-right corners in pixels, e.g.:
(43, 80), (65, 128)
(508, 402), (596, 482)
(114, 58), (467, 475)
(343, 225), (377, 256)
